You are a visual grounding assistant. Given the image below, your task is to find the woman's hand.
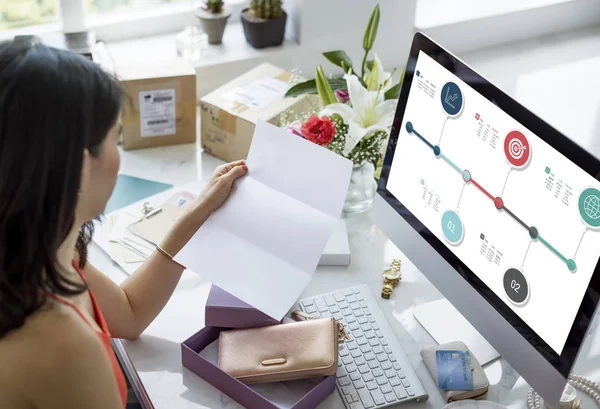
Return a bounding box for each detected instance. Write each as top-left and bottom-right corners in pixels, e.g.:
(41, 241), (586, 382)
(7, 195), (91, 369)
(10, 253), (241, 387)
(197, 160), (248, 214)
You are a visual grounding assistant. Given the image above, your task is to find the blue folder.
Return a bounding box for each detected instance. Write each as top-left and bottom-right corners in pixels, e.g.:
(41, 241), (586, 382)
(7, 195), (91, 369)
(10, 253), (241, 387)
(104, 174), (173, 214)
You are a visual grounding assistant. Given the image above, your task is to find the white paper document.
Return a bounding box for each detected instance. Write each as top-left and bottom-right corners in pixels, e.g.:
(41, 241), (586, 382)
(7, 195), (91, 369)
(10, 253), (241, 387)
(175, 121), (352, 319)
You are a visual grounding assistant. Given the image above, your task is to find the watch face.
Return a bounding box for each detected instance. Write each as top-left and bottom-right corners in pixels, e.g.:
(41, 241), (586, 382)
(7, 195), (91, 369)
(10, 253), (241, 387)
(383, 269), (401, 281)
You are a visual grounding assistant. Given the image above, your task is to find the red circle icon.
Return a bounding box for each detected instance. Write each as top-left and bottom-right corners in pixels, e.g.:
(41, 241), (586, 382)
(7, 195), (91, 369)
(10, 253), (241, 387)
(504, 130), (531, 169)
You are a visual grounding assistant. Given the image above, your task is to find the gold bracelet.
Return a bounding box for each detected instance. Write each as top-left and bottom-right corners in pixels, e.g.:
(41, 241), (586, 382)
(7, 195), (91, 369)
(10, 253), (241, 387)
(155, 245), (185, 269)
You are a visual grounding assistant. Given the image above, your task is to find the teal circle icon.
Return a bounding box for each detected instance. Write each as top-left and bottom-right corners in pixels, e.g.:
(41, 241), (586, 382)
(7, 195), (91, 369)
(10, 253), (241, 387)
(441, 209), (464, 245)
(578, 187), (600, 229)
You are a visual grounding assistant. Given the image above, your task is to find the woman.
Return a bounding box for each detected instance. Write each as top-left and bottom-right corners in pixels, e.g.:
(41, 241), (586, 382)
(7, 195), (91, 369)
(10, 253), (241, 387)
(0, 39), (247, 408)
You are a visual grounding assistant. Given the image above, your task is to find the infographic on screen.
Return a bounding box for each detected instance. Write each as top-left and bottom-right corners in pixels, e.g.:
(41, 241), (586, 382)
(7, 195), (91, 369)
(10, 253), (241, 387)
(387, 51), (600, 354)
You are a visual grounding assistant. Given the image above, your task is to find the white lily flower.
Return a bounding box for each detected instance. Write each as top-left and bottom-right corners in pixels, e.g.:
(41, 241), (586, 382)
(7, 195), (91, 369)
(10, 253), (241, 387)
(320, 74), (397, 156)
(368, 53), (393, 92)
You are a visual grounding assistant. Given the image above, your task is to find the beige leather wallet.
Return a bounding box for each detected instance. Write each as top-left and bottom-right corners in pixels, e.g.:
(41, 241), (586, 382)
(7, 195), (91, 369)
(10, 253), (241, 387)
(421, 341), (489, 402)
(218, 318), (339, 384)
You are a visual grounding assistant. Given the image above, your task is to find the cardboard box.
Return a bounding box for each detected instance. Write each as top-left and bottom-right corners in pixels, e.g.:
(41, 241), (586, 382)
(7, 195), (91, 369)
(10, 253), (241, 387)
(205, 285), (281, 329)
(200, 63), (314, 162)
(181, 326), (337, 409)
(118, 58), (197, 150)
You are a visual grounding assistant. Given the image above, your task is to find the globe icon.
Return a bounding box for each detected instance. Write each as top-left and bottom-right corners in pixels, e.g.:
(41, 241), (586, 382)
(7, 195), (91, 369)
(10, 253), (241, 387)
(584, 194), (600, 220)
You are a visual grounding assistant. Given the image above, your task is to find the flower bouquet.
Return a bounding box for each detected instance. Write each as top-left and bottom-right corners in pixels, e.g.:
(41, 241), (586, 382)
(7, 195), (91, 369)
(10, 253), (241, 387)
(281, 4), (404, 213)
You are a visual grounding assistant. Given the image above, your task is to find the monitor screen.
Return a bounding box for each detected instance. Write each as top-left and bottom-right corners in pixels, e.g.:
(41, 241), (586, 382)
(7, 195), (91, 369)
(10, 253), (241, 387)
(386, 50), (600, 356)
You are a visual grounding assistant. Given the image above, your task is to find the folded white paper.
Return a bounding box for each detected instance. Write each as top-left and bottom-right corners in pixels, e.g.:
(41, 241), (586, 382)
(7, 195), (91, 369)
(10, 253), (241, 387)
(175, 120), (353, 319)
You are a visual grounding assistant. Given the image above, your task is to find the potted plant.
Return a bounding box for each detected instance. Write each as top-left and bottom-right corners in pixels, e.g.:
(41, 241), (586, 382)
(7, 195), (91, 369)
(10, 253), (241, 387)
(241, 0), (287, 49)
(196, 0), (232, 45)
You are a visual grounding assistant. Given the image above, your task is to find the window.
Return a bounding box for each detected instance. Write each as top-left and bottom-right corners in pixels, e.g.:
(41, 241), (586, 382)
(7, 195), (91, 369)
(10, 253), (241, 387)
(0, 0), (58, 30)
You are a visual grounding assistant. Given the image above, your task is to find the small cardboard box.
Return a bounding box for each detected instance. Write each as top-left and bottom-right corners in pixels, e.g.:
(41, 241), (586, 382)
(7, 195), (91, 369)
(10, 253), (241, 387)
(205, 285), (281, 329)
(181, 326), (337, 409)
(118, 58), (197, 150)
(200, 63), (314, 162)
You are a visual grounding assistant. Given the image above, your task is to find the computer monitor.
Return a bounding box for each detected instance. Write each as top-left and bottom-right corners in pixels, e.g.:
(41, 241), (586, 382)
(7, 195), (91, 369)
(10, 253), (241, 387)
(374, 32), (600, 405)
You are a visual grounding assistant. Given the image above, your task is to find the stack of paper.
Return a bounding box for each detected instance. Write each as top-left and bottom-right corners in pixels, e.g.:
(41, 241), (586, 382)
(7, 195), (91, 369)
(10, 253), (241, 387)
(175, 120), (352, 320)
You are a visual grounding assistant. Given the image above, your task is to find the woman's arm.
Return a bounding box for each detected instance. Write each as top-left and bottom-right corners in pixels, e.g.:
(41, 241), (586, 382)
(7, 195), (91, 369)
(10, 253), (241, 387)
(82, 161), (247, 340)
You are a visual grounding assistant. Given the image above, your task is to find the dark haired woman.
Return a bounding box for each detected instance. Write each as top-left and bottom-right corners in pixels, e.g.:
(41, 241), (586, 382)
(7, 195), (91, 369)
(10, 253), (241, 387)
(0, 39), (247, 408)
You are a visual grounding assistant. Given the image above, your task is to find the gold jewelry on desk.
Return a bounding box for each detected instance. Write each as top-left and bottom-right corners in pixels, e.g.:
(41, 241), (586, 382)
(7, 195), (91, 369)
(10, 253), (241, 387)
(155, 245), (185, 269)
(381, 259), (402, 299)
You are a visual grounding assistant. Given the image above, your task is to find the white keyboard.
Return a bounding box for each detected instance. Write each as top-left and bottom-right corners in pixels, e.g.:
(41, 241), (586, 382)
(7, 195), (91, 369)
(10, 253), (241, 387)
(298, 285), (428, 408)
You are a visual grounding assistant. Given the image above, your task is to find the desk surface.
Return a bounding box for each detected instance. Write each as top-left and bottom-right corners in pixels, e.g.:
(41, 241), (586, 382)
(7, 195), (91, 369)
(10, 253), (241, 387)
(89, 144), (600, 409)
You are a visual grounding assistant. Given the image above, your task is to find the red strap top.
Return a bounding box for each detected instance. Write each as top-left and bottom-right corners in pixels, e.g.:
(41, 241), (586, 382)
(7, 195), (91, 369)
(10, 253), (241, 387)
(44, 262), (128, 407)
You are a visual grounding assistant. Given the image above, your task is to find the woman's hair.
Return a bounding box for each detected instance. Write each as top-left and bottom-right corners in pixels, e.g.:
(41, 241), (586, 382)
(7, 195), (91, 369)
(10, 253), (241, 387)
(0, 39), (123, 337)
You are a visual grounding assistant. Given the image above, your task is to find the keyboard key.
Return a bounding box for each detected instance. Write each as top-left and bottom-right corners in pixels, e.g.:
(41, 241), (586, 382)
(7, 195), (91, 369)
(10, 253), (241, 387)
(301, 299), (314, 307)
(338, 301), (349, 309)
(380, 338), (388, 346)
(371, 390), (386, 406)
(381, 361), (392, 370)
(384, 346), (392, 354)
(342, 356), (353, 365)
(339, 346), (350, 357)
(352, 330), (363, 339)
(349, 403), (361, 409)
(381, 384), (392, 394)
(341, 385), (352, 395)
(365, 330), (376, 340)
(368, 315), (376, 323)
(350, 323), (360, 331)
(338, 376), (351, 386)
(377, 355), (388, 363)
(350, 391), (359, 403)
(357, 293), (364, 301)
(321, 311), (332, 318)
(315, 298), (328, 312)
(406, 387), (415, 397)
(394, 364), (403, 372)
(347, 295), (357, 303)
(354, 310), (364, 317)
(347, 341), (358, 350)
(389, 376), (401, 387)
(372, 368), (384, 378)
(358, 364), (370, 374)
(362, 372), (374, 382)
(334, 292), (345, 302)
(358, 388), (375, 409)
(351, 303), (361, 310)
(365, 352), (376, 361)
(342, 308), (353, 317)
(367, 380), (378, 391)
(347, 364), (358, 373)
(356, 336), (368, 346)
(376, 330), (384, 339)
(394, 386), (408, 400)
(324, 294), (336, 306)
(369, 338), (380, 347)
(305, 304), (317, 314)
(351, 349), (361, 359)
(337, 367), (347, 377)
(329, 305), (340, 313)
(334, 313), (344, 321)
(355, 357), (366, 366)
(361, 324), (371, 332)
(346, 315), (357, 324)
(346, 394), (355, 404)
(368, 360), (379, 369)
(353, 287), (361, 294)
(354, 380), (365, 390)
(376, 377), (388, 386)
(385, 369), (396, 378)
(360, 345), (370, 353)
(372, 322), (380, 330)
(357, 316), (368, 324)
(373, 345), (384, 354)
(388, 354), (397, 362)
(385, 392), (396, 403)
(350, 372), (361, 381)
(396, 370), (405, 378)
(360, 301), (368, 309)
(402, 379), (411, 388)
(344, 289), (353, 296)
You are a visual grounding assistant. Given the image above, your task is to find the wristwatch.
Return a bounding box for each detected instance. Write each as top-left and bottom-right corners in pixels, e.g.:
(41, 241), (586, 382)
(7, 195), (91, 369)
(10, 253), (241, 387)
(382, 259), (402, 299)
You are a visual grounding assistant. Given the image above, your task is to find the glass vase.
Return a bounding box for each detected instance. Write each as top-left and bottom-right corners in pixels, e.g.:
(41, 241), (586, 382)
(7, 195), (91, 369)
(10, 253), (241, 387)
(343, 162), (377, 214)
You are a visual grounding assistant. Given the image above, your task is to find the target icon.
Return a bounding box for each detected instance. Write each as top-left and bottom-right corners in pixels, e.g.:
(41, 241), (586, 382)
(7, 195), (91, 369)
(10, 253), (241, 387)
(504, 130), (531, 169)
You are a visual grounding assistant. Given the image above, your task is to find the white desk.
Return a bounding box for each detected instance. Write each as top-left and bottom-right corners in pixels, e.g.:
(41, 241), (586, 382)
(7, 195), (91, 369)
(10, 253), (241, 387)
(90, 26), (600, 409)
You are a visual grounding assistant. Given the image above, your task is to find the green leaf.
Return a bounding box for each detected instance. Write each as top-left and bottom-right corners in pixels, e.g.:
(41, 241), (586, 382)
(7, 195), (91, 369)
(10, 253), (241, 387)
(363, 4), (380, 51)
(384, 82), (402, 100)
(284, 78), (347, 98)
(323, 50), (354, 71)
(366, 60), (374, 72)
(315, 65), (337, 106)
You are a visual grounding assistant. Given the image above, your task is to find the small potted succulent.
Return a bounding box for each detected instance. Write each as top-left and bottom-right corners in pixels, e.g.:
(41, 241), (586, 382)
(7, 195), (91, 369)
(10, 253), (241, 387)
(196, 0), (232, 45)
(241, 0), (287, 49)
